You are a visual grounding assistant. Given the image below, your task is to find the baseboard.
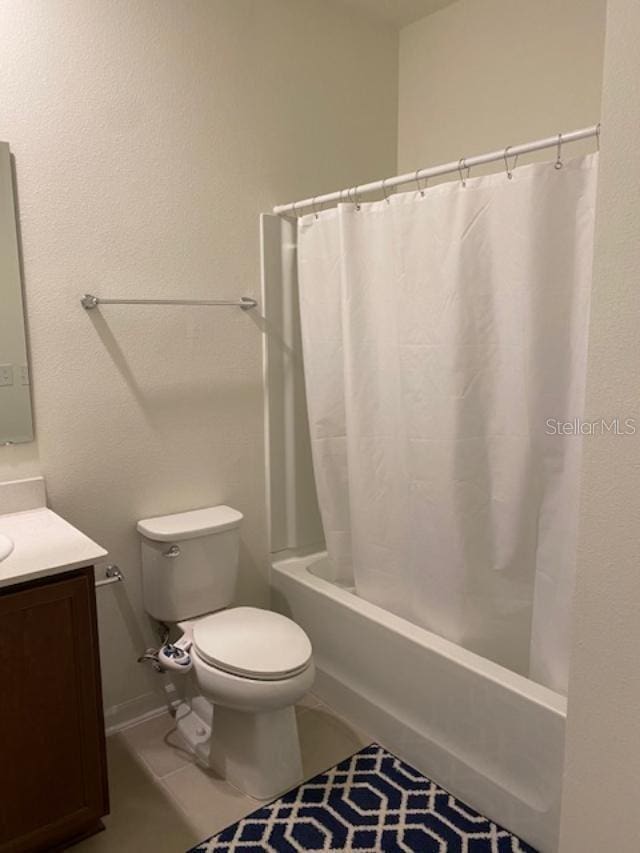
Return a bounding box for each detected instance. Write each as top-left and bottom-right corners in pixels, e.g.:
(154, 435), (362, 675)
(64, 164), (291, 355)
(104, 690), (178, 736)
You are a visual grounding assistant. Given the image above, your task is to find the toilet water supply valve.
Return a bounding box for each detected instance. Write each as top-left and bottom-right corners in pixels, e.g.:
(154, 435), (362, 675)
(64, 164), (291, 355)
(137, 623), (194, 674)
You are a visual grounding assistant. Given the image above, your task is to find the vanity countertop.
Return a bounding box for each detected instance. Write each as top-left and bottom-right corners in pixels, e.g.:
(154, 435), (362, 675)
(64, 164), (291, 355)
(0, 507), (107, 589)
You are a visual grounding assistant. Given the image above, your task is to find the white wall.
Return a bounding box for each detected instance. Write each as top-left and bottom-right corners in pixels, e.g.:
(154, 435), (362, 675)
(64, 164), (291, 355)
(0, 0), (397, 724)
(559, 2), (640, 850)
(398, 0), (605, 174)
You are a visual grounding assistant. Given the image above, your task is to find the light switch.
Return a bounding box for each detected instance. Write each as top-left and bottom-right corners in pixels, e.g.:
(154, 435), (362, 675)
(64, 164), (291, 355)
(18, 365), (29, 386)
(0, 365), (13, 387)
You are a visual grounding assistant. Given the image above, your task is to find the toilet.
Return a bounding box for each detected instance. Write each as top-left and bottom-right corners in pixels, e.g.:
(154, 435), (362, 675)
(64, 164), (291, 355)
(137, 505), (315, 800)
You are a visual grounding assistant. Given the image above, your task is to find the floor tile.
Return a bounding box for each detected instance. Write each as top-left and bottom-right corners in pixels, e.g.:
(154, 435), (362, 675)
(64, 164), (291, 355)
(121, 711), (194, 778)
(162, 763), (259, 843)
(74, 700), (374, 850)
(73, 734), (199, 852)
(297, 703), (371, 780)
(296, 689), (324, 711)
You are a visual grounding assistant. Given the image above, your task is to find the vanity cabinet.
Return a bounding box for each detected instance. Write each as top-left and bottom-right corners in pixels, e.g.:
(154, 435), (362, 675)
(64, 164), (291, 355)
(0, 566), (109, 852)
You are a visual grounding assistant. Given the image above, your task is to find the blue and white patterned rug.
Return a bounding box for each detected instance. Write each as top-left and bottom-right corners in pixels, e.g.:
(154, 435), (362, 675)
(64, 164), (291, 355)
(189, 743), (537, 852)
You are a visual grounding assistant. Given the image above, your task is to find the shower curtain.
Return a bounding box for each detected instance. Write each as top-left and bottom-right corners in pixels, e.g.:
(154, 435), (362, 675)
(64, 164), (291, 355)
(297, 154), (598, 694)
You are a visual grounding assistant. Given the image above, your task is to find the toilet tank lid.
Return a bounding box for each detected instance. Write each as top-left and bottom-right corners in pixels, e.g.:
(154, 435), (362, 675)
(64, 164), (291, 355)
(137, 505), (243, 542)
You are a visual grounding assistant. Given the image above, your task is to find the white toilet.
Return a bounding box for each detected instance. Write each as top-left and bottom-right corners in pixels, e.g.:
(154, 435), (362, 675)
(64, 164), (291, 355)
(137, 505), (315, 800)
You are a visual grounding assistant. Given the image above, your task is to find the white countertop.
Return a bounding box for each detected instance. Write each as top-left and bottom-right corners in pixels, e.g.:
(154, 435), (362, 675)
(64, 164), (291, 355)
(0, 507), (107, 589)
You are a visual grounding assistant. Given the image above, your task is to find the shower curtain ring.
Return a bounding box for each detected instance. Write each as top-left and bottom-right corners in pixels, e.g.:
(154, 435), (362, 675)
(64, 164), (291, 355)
(382, 177), (391, 204)
(503, 146), (518, 180)
(555, 133), (564, 170)
(596, 122), (601, 151)
(311, 197), (320, 219)
(414, 168), (428, 197)
(352, 185), (361, 211)
(458, 158), (470, 187)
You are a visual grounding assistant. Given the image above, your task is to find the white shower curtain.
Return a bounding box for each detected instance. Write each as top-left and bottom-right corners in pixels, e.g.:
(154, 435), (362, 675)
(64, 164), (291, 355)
(297, 155), (598, 694)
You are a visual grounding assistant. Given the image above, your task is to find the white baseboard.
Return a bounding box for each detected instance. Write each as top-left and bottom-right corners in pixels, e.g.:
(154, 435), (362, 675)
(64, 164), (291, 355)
(104, 689), (178, 736)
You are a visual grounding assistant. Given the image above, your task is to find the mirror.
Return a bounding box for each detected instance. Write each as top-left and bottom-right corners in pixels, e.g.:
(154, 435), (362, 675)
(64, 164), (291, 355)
(0, 141), (33, 444)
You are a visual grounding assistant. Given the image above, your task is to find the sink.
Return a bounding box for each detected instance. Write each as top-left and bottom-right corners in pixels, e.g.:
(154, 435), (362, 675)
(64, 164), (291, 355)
(0, 533), (14, 562)
(0, 507), (107, 589)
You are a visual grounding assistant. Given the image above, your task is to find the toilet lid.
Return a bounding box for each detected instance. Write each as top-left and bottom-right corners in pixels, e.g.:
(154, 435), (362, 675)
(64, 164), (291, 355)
(192, 607), (313, 681)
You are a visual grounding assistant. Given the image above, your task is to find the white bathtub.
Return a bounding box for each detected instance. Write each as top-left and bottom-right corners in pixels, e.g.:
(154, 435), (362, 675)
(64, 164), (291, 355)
(271, 551), (566, 853)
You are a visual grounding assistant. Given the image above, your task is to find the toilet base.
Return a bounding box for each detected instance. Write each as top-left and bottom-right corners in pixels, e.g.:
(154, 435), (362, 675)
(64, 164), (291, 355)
(176, 698), (304, 800)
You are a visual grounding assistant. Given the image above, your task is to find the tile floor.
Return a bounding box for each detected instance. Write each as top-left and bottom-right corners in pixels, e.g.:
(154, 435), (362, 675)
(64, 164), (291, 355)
(72, 694), (370, 852)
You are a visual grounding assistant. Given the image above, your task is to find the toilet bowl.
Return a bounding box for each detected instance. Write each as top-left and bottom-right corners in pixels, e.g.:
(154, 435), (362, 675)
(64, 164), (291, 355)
(174, 606), (315, 799)
(137, 506), (315, 800)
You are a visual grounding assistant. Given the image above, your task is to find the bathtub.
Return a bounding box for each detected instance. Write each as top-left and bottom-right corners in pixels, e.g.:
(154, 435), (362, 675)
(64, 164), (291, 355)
(271, 551), (566, 853)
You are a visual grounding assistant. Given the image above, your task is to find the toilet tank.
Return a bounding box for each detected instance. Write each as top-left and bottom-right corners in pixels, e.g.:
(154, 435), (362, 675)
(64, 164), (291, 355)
(137, 505), (243, 622)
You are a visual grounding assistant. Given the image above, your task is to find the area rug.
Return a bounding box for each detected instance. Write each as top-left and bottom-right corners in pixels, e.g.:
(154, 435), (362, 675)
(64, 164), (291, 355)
(189, 743), (537, 852)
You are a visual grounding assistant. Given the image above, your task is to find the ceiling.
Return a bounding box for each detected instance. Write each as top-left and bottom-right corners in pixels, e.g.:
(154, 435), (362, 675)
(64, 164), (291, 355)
(335, 0), (458, 28)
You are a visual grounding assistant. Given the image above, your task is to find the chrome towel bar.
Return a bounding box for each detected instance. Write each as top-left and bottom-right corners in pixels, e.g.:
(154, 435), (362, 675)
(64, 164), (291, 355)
(81, 294), (257, 310)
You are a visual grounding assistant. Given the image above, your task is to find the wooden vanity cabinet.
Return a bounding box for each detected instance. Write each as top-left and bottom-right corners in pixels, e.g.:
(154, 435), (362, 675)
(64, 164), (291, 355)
(0, 566), (109, 852)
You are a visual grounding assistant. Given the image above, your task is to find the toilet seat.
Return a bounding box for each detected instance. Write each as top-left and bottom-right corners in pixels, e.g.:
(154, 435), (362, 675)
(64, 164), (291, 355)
(192, 606), (313, 681)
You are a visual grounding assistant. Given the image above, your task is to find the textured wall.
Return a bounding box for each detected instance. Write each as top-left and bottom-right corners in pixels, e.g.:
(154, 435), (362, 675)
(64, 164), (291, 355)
(398, 0), (605, 175)
(0, 0), (397, 723)
(559, 2), (640, 850)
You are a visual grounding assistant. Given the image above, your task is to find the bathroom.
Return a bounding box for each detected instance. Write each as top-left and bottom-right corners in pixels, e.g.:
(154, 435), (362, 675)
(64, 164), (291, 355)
(0, 0), (638, 850)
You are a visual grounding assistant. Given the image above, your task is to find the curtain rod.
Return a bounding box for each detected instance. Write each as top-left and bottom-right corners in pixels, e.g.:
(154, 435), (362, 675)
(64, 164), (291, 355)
(273, 125), (600, 216)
